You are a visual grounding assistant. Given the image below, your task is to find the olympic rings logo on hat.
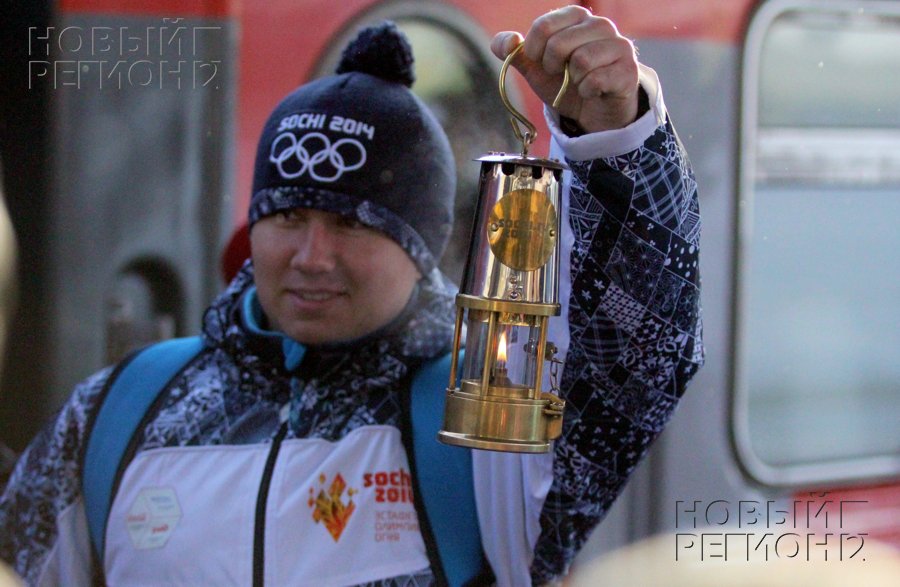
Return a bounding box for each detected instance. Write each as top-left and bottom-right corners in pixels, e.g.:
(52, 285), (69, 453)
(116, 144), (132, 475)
(269, 131), (367, 183)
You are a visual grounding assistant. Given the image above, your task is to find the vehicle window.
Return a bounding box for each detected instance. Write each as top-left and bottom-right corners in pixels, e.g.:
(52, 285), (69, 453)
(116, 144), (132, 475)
(735, 1), (900, 484)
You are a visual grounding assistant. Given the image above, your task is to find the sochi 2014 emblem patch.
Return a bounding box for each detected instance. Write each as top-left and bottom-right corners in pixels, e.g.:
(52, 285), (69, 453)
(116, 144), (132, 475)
(308, 473), (358, 542)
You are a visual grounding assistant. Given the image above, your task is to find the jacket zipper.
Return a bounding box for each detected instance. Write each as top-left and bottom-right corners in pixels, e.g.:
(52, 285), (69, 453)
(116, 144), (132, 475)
(253, 421), (288, 587)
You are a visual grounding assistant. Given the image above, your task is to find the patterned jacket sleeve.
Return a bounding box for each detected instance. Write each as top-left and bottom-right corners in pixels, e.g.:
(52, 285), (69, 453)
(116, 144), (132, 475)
(0, 367), (113, 586)
(530, 116), (704, 582)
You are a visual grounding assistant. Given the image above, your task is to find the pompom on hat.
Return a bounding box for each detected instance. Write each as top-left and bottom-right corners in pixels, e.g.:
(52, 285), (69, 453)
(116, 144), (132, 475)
(249, 21), (456, 275)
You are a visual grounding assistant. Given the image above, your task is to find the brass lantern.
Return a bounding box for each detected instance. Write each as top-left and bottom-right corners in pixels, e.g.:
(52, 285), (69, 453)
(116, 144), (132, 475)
(438, 45), (568, 453)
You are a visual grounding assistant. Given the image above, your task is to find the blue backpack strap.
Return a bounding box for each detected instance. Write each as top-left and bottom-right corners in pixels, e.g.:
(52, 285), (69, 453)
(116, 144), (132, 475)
(82, 336), (205, 562)
(410, 352), (483, 587)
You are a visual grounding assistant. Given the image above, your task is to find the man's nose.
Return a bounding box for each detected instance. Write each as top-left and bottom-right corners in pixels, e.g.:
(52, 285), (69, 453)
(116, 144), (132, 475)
(290, 220), (336, 273)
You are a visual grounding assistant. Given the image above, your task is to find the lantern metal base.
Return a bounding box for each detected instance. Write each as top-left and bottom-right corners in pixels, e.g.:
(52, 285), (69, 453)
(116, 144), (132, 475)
(437, 430), (551, 453)
(437, 385), (562, 454)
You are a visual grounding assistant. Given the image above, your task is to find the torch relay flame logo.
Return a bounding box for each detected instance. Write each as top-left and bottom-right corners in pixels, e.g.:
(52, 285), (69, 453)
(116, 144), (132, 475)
(308, 473), (357, 542)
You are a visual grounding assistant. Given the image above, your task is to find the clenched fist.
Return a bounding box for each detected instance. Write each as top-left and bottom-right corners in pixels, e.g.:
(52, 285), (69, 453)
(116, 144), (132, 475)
(492, 6), (641, 133)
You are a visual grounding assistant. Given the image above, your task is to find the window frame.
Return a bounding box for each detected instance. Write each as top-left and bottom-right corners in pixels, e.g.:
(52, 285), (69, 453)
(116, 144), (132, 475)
(732, 0), (900, 487)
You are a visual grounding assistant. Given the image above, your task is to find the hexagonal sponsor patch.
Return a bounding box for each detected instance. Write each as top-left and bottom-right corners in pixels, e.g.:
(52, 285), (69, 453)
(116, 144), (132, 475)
(126, 487), (182, 550)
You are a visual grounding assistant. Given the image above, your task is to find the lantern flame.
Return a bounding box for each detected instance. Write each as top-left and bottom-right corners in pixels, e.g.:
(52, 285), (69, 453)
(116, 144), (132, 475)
(497, 331), (508, 366)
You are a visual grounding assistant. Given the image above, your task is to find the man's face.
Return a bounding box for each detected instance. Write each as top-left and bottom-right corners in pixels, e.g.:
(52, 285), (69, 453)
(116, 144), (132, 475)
(250, 208), (421, 345)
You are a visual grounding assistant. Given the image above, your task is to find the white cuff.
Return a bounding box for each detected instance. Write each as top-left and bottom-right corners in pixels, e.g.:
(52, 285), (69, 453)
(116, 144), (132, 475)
(545, 63), (667, 161)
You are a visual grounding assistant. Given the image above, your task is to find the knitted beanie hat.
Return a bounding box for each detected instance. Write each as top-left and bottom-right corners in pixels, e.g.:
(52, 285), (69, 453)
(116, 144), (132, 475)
(249, 22), (456, 275)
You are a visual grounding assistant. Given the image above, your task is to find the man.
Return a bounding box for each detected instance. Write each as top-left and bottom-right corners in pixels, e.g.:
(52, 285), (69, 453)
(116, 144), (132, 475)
(0, 7), (703, 586)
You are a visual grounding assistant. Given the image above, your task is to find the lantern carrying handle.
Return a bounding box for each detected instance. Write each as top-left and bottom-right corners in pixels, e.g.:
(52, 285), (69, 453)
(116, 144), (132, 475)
(499, 42), (570, 156)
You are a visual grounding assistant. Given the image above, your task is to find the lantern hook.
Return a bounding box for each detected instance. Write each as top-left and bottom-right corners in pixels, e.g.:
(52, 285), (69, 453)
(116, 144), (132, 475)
(499, 43), (570, 156)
